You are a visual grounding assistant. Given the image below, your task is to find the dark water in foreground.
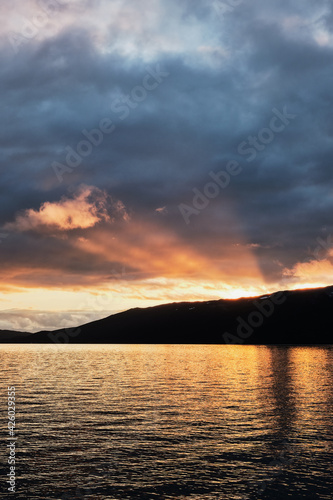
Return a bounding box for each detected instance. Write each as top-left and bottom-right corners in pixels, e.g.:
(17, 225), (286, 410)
(1, 345), (332, 500)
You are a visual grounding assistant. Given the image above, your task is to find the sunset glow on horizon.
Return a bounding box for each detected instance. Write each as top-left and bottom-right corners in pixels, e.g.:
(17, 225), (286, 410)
(1, 0), (333, 332)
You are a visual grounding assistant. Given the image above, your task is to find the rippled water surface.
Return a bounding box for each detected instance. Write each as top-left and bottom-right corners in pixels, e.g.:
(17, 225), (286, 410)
(1, 345), (332, 499)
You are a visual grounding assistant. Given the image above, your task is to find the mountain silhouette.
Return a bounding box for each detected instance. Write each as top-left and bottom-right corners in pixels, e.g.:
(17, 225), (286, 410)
(2, 285), (333, 344)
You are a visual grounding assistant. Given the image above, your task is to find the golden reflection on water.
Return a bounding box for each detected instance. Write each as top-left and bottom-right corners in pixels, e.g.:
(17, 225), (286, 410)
(0, 344), (332, 500)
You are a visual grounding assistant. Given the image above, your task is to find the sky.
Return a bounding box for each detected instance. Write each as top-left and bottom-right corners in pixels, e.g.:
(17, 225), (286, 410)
(1, 0), (333, 332)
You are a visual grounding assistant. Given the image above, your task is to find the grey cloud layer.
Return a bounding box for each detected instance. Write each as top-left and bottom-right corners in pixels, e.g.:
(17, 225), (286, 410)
(1, 0), (333, 284)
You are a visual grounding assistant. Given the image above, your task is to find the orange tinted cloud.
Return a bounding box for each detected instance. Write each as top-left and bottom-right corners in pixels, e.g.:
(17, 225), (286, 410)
(74, 218), (262, 282)
(282, 255), (333, 288)
(4, 185), (128, 232)
(0, 208), (263, 292)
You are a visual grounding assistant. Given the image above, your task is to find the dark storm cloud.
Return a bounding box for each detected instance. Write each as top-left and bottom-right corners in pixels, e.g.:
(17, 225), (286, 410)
(1, 0), (333, 287)
(209, 0), (333, 279)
